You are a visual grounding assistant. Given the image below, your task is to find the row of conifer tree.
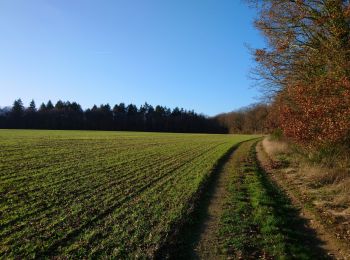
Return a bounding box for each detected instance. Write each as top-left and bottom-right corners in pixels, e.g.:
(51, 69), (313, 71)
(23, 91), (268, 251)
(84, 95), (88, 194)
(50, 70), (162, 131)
(0, 99), (226, 133)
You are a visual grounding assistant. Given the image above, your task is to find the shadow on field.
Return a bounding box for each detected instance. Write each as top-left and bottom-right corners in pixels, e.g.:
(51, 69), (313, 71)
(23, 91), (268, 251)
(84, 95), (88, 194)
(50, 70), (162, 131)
(253, 147), (331, 259)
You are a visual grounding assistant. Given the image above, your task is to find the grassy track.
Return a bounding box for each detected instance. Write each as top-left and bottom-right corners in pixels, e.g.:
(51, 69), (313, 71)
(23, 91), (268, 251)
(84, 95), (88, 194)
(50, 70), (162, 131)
(0, 129), (255, 258)
(219, 140), (327, 259)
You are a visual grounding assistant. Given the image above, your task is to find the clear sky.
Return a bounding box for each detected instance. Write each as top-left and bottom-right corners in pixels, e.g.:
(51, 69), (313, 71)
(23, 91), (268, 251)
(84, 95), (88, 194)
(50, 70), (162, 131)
(0, 0), (264, 116)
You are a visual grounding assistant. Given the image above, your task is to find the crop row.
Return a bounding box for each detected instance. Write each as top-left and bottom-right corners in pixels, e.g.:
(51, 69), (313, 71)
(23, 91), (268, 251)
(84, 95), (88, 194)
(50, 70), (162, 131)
(0, 130), (254, 258)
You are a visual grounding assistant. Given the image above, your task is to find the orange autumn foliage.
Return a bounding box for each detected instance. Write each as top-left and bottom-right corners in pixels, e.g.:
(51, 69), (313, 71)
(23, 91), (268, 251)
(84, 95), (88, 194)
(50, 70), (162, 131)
(277, 78), (350, 147)
(248, 0), (350, 148)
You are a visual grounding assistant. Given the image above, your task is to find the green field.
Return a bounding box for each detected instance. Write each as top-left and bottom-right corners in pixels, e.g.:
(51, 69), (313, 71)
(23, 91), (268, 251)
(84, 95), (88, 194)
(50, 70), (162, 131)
(0, 130), (255, 258)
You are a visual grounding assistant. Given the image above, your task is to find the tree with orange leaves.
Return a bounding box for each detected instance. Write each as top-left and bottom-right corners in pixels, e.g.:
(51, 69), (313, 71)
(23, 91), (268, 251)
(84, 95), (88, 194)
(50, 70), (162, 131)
(248, 0), (350, 147)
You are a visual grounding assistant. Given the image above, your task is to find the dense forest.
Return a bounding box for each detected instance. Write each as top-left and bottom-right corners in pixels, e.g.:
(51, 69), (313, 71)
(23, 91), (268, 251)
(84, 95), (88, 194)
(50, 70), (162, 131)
(247, 0), (350, 150)
(0, 99), (227, 133)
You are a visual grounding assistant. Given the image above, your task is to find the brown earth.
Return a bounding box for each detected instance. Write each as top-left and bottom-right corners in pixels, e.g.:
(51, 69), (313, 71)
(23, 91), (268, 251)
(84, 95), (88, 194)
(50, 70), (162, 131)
(192, 150), (235, 259)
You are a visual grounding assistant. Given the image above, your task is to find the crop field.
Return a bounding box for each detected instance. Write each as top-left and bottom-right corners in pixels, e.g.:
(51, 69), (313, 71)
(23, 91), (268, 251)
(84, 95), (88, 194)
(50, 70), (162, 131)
(0, 129), (255, 258)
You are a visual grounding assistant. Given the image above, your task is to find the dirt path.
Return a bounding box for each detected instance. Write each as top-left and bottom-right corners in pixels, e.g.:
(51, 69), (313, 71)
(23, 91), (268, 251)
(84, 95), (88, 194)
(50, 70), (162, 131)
(165, 140), (334, 259)
(191, 148), (234, 259)
(256, 141), (350, 259)
(186, 140), (261, 259)
(158, 145), (240, 259)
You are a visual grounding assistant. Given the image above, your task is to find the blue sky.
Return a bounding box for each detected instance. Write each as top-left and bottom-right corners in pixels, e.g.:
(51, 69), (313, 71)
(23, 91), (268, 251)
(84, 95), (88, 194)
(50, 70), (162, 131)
(0, 0), (264, 116)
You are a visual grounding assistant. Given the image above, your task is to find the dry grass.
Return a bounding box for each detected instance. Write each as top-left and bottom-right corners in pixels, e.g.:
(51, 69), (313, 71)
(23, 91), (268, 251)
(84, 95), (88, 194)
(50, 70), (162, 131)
(296, 158), (350, 210)
(303, 165), (350, 187)
(262, 137), (290, 158)
(262, 135), (350, 214)
(335, 178), (350, 195)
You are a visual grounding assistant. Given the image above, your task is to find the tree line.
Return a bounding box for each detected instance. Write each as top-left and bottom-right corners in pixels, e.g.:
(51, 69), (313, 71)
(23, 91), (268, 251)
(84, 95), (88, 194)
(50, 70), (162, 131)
(0, 99), (226, 133)
(215, 103), (270, 134)
(247, 0), (350, 149)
